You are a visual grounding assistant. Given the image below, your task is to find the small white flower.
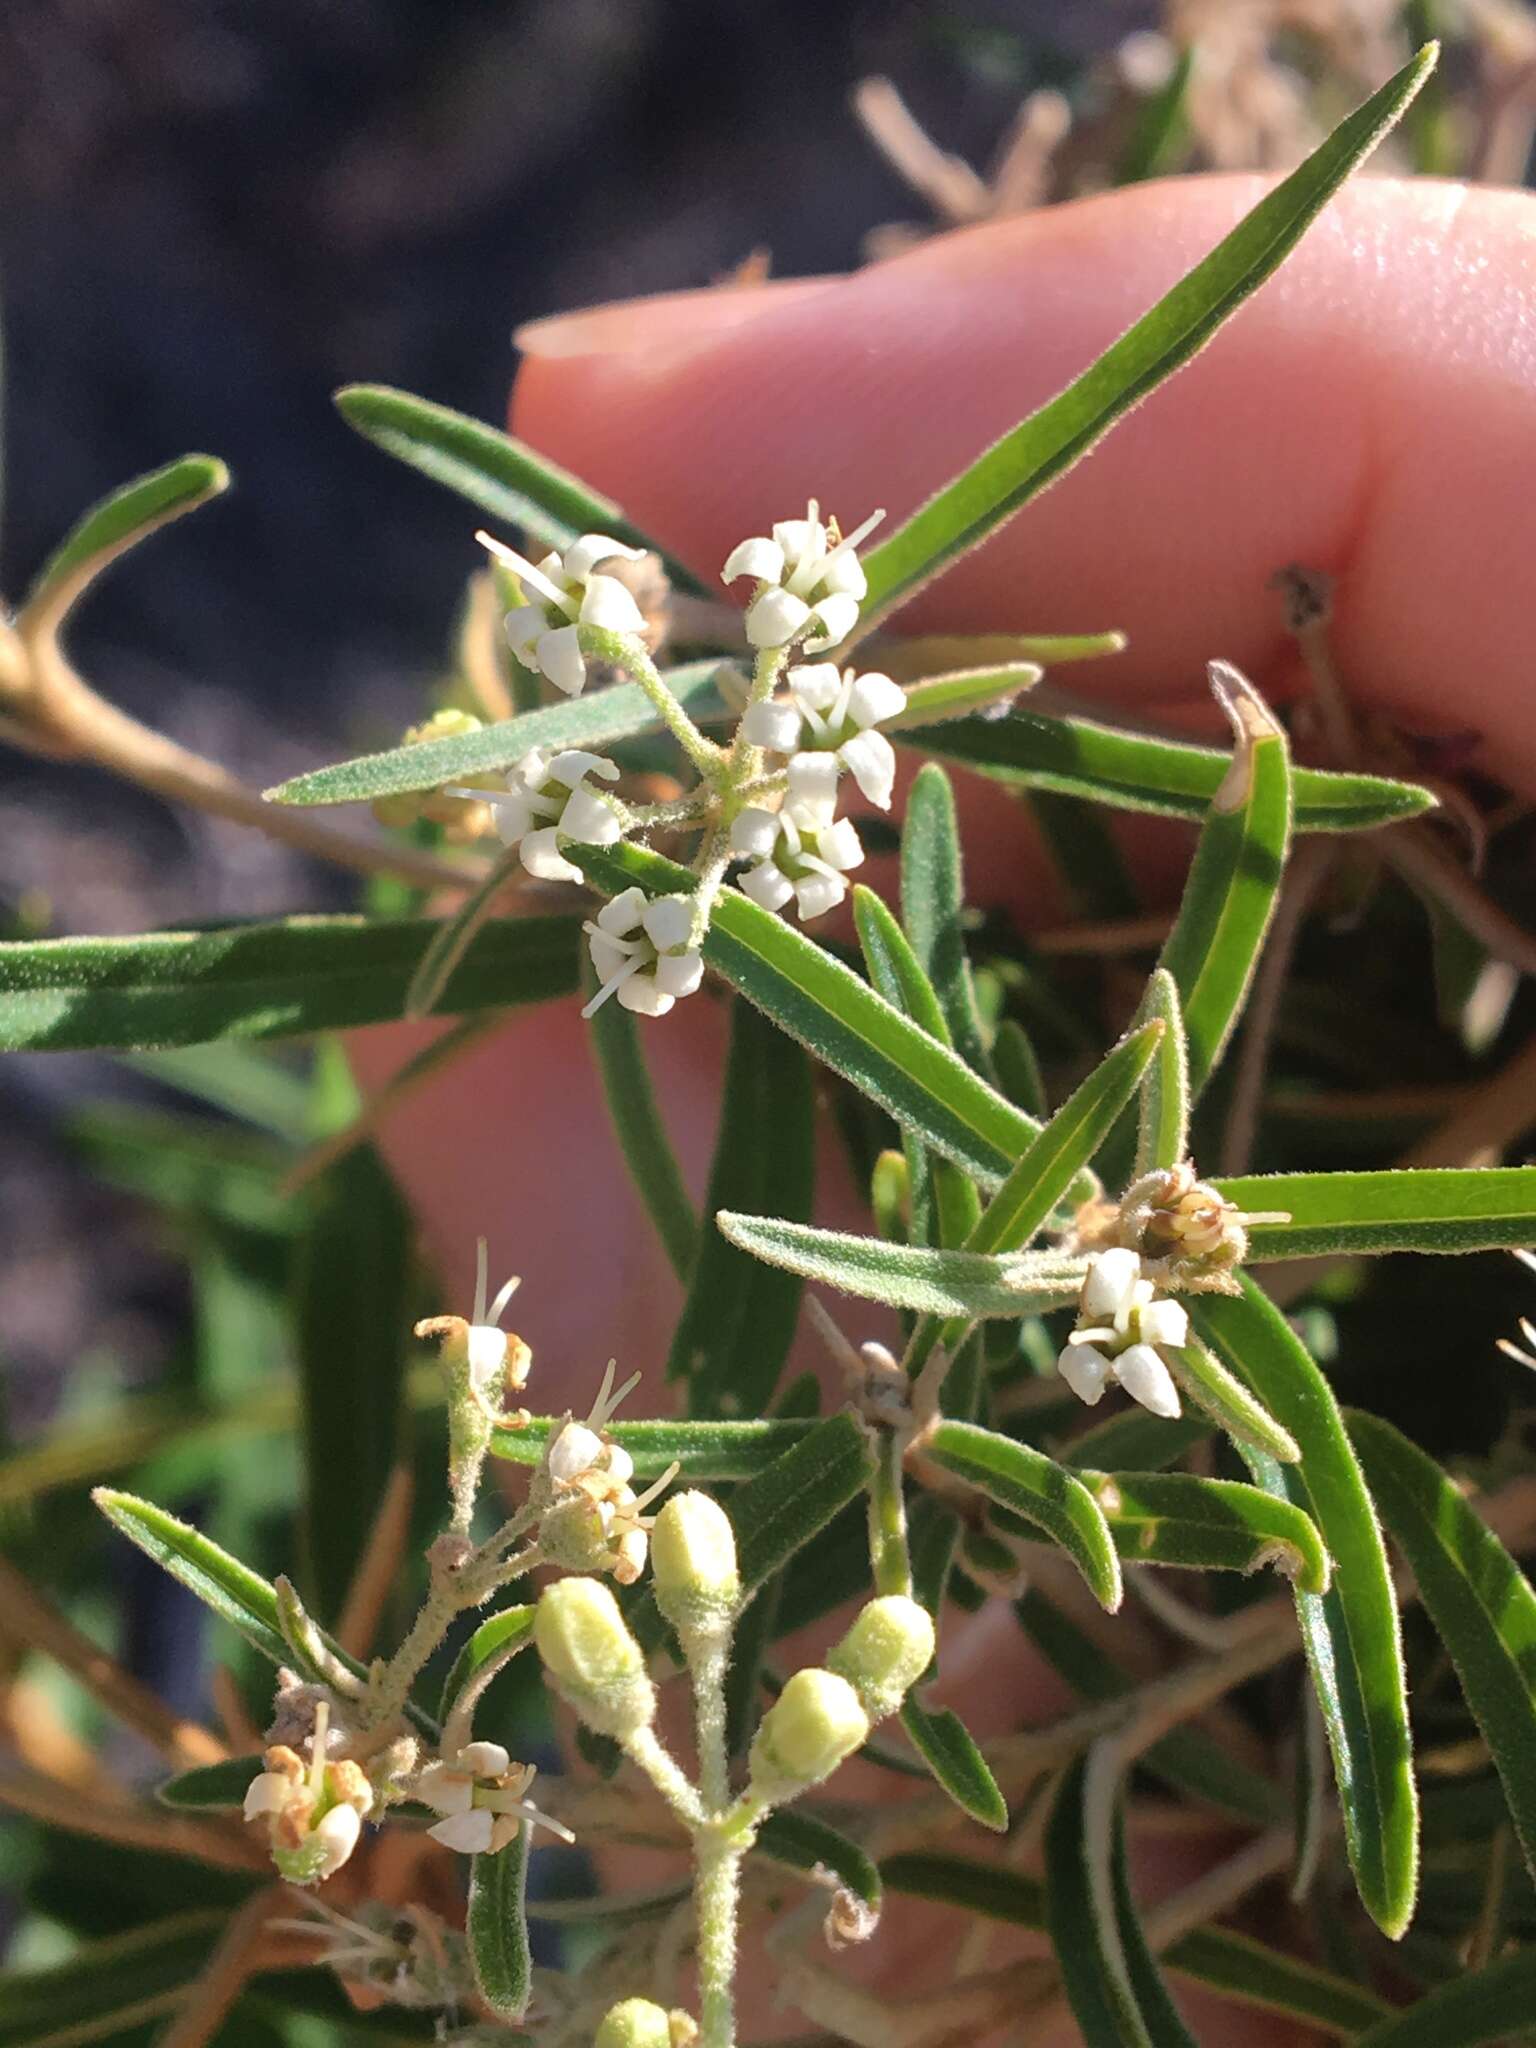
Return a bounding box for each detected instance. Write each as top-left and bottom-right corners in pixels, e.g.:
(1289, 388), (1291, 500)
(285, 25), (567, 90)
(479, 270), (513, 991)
(460, 1239), (530, 1403)
(243, 1704), (374, 1886)
(722, 501), (884, 651)
(742, 662), (907, 810)
(730, 792), (864, 921)
(419, 1748), (574, 1857)
(583, 887), (704, 1019)
(539, 1363), (678, 1586)
(448, 746), (622, 886)
(1057, 1250), (1189, 1419)
(480, 529), (647, 697)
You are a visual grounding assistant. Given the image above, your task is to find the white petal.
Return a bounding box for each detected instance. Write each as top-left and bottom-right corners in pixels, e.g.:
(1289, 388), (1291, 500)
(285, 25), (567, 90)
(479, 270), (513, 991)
(818, 817), (864, 871)
(846, 671), (907, 729)
(816, 551), (869, 599)
(244, 1773), (290, 1821)
(503, 605), (545, 659)
(563, 533), (645, 581)
(428, 1808), (495, 1856)
(786, 752), (841, 807)
(741, 862), (795, 912)
(794, 871), (846, 921)
(313, 1802), (363, 1875)
(549, 1421), (605, 1483)
(772, 517), (823, 574)
(457, 1741), (511, 1778)
(722, 535), (785, 585)
(651, 949), (704, 998)
(559, 785), (622, 846)
(537, 624), (587, 697)
(486, 790), (534, 849)
(548, 749), (615, 788)
(839, 729), (897, 810)
(1081, 1248), (1143, 1324)
(618, 977), (674, 1017)
(1138, 1299), (1189, 1349)
(746, 587), (812, 648)
(1114, 1344), (1182, 1419)
(587, 932), (635, 985)
(643, 895), (695, 952)
(467, 1324), (510, 1385)
(786, 662), (843, 714)
(599, 887), (648, 936)
(520, 826), (583, 885)
(579, 574), (645, 633)
(603, 1444), (635, 1485)
(415, 1764), (473, 1817)
(730, 806), (781, 858)
(741, 700), (802, 752)
(803, 592), (861, 651)
(1058, 1343), (1113, 1406)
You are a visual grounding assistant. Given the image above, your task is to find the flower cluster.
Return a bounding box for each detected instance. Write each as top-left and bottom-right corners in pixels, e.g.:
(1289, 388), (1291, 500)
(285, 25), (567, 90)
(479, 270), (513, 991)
(730, 788), (864, 920)
(742, 661), (907, 812)
(583, 888), (704, 1019)
(484, 531), (648, 697)
(721, 502), (883, 651)
(1057, 1247), (1189, 1418)
(416, 1741), (571, 1857)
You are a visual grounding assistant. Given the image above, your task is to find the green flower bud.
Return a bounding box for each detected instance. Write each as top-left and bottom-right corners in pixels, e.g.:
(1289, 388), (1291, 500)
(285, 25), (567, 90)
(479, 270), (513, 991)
(535, 1577), (656, 1738)
(594, 1998), (672, 2048)
(826, 1595), (935, 1722)
(649, 1492), (740, 1644)
(748, 1667), (869, 1805)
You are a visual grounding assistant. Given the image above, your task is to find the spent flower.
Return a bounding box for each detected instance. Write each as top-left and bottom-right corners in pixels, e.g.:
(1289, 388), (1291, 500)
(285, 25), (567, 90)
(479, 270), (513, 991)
(481, 529), (648, 696)
(721, 501), (883, 650)
(244, 1703), (373, 1885)
(583, 887), (704, 1019)
(742, 661), (907, 810)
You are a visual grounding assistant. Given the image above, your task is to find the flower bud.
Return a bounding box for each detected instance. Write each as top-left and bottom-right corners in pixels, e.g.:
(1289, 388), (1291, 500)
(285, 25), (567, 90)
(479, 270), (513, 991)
(649, 1492), (740, 1645)
(748, 1668), (869, 1805)
(594, 1999), (672, 2048)
(826, 1595), (935, 1722)
(535, 1578), (656, 1737)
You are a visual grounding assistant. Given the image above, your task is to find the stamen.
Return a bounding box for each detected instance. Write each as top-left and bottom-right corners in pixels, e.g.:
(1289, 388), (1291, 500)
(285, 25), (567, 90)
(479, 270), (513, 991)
(581, 953), (646, 1019)
(820, 505), (886, 573)
(489, 1272), (522, 1326)
(309, 1700), (330, 1797)
(631, 1460), (681, 1514)
(473, 1238), (489, 1328)
(476, 530), (570, 612)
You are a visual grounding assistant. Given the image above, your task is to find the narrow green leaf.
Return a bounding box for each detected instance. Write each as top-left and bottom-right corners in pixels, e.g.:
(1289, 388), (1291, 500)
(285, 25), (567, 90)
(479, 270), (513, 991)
(0, 914), (580, 1052)
(880, 1853), (1389, 2036)
(755, 1810), (882, 1907)
(901, 763), (991, 1075)
(1156, 668), (1293, 1094)
(671, 1000), (814, 1416)
(119, 1042), (314, 1142)
(926, 1419), (1122, 1611)
(724, 1572), (782, 1758)
(295, 1146), (412, 1620)
(21, 456), (228, 630)
(1349, 1408), (1536, 1886)
(467, 1828), (532, 2021)
(907, 695), (1431, 831)
(900, 1695), (1008, 1831)
(889, 661), (1041, 730)
(855, 45), (1436, 629)
(336, 383), (707, 593)
(730, 1413), (875, 1599)
(439, 1606), (537, 1724)
(267, 659), (728, 807)
(404, 844), (521, 1019)
(1351, 1950), (1536, 2046)
(1060, 1408), (1211, 1474)
(0, 1911), (230, 2048)
(579, 841), (1062, 1191)
(1217, 1167), (1536, 1259)
(157, 1756), (263, 1811)
(1193, 1279), (1418, 1938)
(1046, 1753), (1198, 2048)
(1133, 969), (1190, 1178)
(1164, 1339), (1302, 1465)
(587, 961), (698, 1284)
(992, 1016), (1048, 1121)
(1117, 41), (1194, 182)
(1029, 786), (1141, 922)
(1081, 1468), (1330, 1593)
(490, 1414), (819, 1481)
(716, 1213), (1082, 1319)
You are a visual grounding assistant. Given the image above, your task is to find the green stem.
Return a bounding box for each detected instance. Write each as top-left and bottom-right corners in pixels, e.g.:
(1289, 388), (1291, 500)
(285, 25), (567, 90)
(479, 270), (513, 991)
(691, 1637), (732, 1816)
(582, 628), (725, 782)
(621, 1726), (707, 1828)
(868, 1429), (914, 1598)
(694, 1830), (743, 2048)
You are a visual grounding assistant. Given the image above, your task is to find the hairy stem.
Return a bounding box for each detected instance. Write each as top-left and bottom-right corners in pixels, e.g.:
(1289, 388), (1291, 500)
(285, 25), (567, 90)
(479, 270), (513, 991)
(583, 627), (726, 782)
(694, 1829), (743, 2048)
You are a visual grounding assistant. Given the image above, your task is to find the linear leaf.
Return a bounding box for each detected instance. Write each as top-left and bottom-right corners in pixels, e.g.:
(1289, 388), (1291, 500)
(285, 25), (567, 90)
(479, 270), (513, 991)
(157, 1756), (263, 1810)
(926, 1419), (1122, 1610)
(1060, 1408), (1212, 1474)
(587, 964), (698, 1283)
(1164, 1339), (1301, 1464)
(1351, 1949), (1536, 2046)
(1217, 1167), (1536, 1259)
(1193, 1279), (1417, 1938)
(1156, 669), (1292, 1093)
(671, 1001), (813, 1415)
(489, 1415), (819, 1480)
(855, 45), (1436, 628)
(336, 383), (707, 593)
(717, 1213), (1083, 1319)
(879, 1854), (1390, 2036)
(901, 763), (991, 1074)
(468, 1827), (532, 2021)
(21, 455), (228, 629)
(1045, 1754), (1198, 2048)
(439, 1606), (537, 1724)
(1082, 1468), (1330, 1593)
(907, 699), (1432, 832)
(755, 1809), (882, 1907)
(579, 842), (1063, 1190)
(1349, 1408), (1536, 1885)
(268, 659), (728, 807)
(0, 914), (580, 1051)
(889, 660), (1042, 730)
(900, 1695), (1008, 1831)
(1134, 969), (1190, 1177)
(729, 1413), (874, 1599)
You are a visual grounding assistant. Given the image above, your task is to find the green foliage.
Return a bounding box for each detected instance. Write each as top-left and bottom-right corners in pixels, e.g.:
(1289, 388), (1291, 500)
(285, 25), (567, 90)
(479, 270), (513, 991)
(468, 1829), (533, 2021)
